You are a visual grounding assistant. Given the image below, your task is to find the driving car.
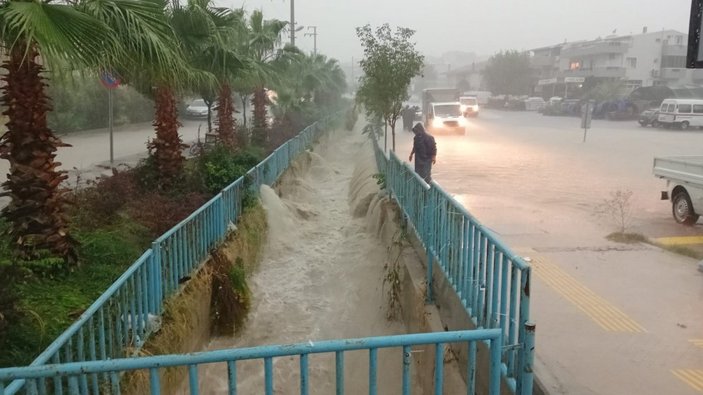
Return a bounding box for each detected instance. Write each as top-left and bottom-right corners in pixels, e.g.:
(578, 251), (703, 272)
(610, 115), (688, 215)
(459, 96), (479, 117)
(638, 109), (660, 127)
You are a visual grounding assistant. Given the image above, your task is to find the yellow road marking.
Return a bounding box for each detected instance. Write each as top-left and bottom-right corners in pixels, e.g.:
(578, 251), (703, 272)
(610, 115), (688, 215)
(654, 236), (703, 246)
(530, 256), (646, 333)
(672, 369), (703, 393)
(690, 339), (703, 349)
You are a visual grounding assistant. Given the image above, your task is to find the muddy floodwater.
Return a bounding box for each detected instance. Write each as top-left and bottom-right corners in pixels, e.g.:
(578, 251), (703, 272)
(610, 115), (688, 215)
(185, 129), (412, 394)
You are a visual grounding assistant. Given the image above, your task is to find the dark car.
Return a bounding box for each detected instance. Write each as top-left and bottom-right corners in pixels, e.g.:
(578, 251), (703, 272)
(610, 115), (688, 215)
(638, 109), (660, 127)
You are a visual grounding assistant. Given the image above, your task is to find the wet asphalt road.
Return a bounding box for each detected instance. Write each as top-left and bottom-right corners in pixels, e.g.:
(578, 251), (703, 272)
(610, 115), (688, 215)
(395, 110), (703, 247)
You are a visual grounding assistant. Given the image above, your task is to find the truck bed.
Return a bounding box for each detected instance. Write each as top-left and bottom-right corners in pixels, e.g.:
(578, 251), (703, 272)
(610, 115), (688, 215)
(653, 156), (703, 185)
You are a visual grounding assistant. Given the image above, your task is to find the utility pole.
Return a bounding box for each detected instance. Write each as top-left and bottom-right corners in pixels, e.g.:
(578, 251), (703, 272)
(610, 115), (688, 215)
(305, 26), (318, 55)
(351, 56), (355, 92)
(290, 0), (295, 46)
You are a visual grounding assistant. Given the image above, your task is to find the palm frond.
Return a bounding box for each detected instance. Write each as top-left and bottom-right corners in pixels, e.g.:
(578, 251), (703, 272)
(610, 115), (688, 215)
(0, 2), (117, 69)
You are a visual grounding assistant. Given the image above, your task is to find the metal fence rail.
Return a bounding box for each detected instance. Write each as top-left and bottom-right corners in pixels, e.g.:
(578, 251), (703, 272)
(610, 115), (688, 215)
(2, 116), (335, 395)
(0, 330), (503, 395)
(371, 138), (535, 395)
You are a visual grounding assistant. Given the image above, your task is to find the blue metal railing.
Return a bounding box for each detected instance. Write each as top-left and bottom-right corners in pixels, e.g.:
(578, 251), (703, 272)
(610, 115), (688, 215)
(0, 330), (504, 395)
(372, 138), (535, 395)
(1, 116), (334, 395)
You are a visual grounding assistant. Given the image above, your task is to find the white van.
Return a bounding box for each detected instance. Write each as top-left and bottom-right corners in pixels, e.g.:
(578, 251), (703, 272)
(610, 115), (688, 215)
(428, 102), (466, 134)
(459, 96), (479, 117)
(657, 99), (703, 130)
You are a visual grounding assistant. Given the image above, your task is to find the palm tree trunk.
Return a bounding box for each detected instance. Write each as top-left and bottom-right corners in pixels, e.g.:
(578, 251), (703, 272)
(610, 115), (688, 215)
(206, 102), (213, 134)
(251, 87), (268, 146)
(0, 45), (77, 264)
(148, 86), (184, 183)
(241, 95), (247, 129)
(215, 83), (236, 149)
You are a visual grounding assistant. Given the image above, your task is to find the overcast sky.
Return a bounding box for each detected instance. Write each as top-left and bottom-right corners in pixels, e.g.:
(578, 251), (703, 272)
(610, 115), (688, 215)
(218, 0), (692, 63)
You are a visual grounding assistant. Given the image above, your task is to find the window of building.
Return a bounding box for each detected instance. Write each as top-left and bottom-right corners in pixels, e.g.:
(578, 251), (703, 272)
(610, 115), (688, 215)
(662, 56), (687, 68)
(678, 104), (692, 113)
(693, 105), (703, 114)
(626, 57), (637, 68)
(569, 61), (581, 70)
(676, 35), (683, 45)
(609, 53), (616, 60)
(625, 80), (642, 89)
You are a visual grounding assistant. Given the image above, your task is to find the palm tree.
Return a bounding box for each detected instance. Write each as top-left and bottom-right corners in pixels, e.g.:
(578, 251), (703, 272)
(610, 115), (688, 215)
(244, 10), (287, 146)
(135, 0), (215, 182)
(206, 7), (246, 149)
(0, 0), (178, 263)
(271, 53), (346, 127)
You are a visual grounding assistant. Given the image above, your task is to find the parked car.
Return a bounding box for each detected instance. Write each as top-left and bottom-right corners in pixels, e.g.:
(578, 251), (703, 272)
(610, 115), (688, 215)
(185, 99), (216, 119)
(657, 98), (703, 130)
(654, 156), (703, 225)
(524, 97), (546, 111)
(638, 109), (660, 127)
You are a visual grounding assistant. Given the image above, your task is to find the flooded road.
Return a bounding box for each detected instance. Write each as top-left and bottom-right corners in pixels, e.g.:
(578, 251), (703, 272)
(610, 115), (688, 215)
(393, 111), (703, 395)
(189, 129), (408, 394)
(396, 110), (703, 244)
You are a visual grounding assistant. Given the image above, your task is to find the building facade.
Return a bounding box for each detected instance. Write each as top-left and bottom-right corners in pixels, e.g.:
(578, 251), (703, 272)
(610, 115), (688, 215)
(532, 28), (703, 96)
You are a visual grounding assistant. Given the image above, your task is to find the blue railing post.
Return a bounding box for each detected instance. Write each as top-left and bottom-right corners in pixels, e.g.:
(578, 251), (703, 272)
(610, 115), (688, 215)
(216, 196), (226, 237)
(518, 322), (536, 395)
(516, 267), (533, 395)
(150, 242), (163, 314)
(425, 187), (435, 304)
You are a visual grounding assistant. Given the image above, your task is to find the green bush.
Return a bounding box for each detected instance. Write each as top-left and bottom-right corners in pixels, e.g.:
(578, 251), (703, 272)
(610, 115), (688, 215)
(198, 146), (263, 194)
(0, 219), (150, 367)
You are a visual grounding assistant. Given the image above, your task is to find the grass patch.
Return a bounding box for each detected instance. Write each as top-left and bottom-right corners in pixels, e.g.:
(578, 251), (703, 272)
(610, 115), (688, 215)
(0, 218), (151, 367)
(655, 244), (703, 260)
(607, 231), (703, 260)
(606, 232), (648, 244)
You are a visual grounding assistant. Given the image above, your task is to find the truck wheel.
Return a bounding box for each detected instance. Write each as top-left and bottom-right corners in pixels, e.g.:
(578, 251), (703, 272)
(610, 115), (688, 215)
(680, 121), (690, 130)
(652, 120), (660, 128)
(672, 191), (699, 225)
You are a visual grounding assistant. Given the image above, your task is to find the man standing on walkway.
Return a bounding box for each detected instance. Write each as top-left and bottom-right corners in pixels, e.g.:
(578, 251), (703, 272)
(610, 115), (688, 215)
(401, 105), (412, 131)
(408, 123), (437, 183)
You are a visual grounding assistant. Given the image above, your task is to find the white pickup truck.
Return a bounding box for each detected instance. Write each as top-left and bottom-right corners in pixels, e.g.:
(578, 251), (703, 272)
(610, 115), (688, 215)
(653, 156), (703, 225)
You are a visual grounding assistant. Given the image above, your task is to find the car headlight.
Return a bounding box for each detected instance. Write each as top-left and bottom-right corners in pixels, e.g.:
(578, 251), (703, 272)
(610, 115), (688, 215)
(458, 117), (467, 126)
(432, 118), (443, 128)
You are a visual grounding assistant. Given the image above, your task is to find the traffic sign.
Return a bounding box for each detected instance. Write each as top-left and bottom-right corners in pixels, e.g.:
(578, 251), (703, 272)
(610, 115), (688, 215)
(565, 77), (585, 83)
(100, 72), (120, 90)
(538, 78), (558, 85)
